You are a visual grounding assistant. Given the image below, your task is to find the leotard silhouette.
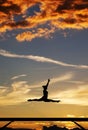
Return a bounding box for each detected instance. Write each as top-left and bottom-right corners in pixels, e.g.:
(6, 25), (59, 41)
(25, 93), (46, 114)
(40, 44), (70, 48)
(27, 79), (60, 103)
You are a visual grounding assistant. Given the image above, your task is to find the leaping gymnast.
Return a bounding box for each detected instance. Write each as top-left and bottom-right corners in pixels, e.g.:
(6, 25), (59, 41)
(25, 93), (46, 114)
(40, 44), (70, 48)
(27, 79), (60, 103)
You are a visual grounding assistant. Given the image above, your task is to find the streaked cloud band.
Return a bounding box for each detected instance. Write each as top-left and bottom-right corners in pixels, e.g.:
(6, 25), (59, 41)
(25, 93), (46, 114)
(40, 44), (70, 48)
(11, 74), (27, 80)
(0, 49), (88, 69)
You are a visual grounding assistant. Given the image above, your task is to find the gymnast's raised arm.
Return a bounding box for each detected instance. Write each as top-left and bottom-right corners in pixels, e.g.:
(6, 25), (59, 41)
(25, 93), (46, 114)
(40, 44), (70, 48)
(46, 79), (50, 87)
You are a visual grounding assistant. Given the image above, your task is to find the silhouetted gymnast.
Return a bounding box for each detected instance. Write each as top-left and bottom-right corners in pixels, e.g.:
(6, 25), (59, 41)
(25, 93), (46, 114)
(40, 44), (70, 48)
(27, 79), (60, 103)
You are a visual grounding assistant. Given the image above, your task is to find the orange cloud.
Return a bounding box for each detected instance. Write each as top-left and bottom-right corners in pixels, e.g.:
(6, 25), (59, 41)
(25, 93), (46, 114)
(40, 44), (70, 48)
(16, 27), (55, 42)
(0, 0), (88, 41)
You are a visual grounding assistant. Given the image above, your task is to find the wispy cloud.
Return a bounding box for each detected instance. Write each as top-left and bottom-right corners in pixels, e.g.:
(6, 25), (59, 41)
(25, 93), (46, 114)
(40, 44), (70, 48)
(0, 72), (88, 106)
(0, 73), (73, 105)
(29, 72), (73, 89)
(11, 74), (27, 80)
(66, 80), (85, 84)
(54, 84), (88, 105)
(0, 49), (88, 69)
(0, 86), (8, 96)
(50, 73), (73, 84)
(0, 0), (88, 41)
(0, 81), (31, 105)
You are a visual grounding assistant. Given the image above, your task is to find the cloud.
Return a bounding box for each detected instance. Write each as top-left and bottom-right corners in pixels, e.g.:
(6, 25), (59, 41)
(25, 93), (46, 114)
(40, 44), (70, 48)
(54, 84), (88, 105)
(29, 72), (73, 89)
(11, 74), (27, 80)
(0, 81), (31, 105)
(0, 0), (88, 41)
(0, 86), (8, 96)
(66, 80), (84, 84)
(0, 72), (88, 106)
(0, 73), (73, 105)
(16, 27), (55, 42)
(0, 49), (88, 69)
(50, 73), (73, 84)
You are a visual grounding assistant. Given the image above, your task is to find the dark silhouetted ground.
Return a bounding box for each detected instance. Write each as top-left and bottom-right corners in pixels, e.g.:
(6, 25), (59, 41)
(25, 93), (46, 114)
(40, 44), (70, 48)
(43, 125), (81, 130)
(0, 128), (34, 130)
(0, 125), (83, 130)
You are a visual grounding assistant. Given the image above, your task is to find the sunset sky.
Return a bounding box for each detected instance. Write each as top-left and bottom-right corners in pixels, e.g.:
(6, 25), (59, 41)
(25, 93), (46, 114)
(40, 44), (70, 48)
(0, 0), (88, 118)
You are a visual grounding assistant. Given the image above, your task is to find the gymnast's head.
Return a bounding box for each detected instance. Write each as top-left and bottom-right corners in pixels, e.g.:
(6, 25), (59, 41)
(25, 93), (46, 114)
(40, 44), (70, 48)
(42, 85), (47, 90)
